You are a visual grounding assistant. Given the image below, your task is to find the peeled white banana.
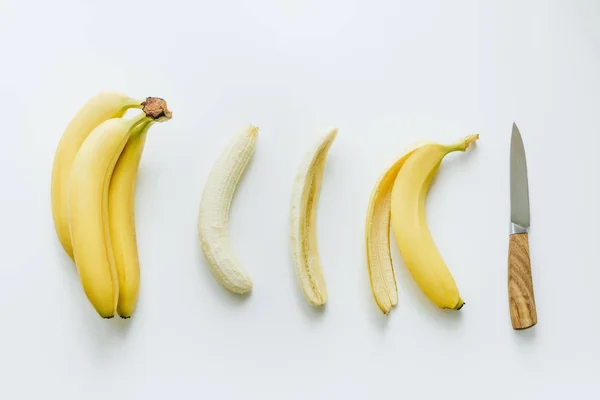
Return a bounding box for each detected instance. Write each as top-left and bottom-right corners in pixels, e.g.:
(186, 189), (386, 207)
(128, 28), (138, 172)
(68, 98), (171, 318)
(51, 92), (142, 259)
(289, 128), (338, 306)
(390, 135), (478, 310)
(198, 125), (258, 294)
(365, 140), (433, 314)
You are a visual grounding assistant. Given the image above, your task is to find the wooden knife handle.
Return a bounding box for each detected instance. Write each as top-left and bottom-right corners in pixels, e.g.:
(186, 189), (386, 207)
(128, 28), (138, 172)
(508, 233), (537, 330)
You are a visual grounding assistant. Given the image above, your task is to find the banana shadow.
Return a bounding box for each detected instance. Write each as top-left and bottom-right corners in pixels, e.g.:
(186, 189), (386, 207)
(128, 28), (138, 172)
(73, 307), (141, 370)
(111, 314), (134, 338)
(367, 302), (392, 337)
(193, 240), (252, 307)
(55, 241), (78, 276)
(59, 237), (138, 340)
(363, 265), (392, 332)
(73, 294), (133, 357)
(287, 254), (327, 322)
(295, 291), (327, 322)
(390, 238), (464, 330)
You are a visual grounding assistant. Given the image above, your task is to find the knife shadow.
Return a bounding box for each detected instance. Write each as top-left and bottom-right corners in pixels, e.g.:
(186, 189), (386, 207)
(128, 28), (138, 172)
(193, 240), (253, 307)
(512, 325), (537, 342)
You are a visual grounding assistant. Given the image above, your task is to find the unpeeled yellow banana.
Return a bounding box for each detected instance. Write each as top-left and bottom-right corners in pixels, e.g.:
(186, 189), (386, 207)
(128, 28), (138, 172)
(51, 92), (143, 260)
(68, 98), (171, 318)
(390, 135), (478, 310)
(108, 123), (150, 318)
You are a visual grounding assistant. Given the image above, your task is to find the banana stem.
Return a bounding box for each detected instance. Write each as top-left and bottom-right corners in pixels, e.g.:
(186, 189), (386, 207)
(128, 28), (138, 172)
(121, 97), (172, 143)
(123, 97), (172, 135)
(127, 99), (145, 111)
(141, 97), (172, 121)
(128, 112), (153, 136)
(447, 134), (479, 152)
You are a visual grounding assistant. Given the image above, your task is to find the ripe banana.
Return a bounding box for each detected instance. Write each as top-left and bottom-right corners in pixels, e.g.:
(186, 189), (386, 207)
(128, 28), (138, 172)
(69, 98), (171, 318)
(198, 125), (258, 294)
(290, 128), (338, 306)
(365, 140), (433, 314)
(51, 92), (143, 260)
(108, 123), (150, 318)
(390, 135), (478, 310)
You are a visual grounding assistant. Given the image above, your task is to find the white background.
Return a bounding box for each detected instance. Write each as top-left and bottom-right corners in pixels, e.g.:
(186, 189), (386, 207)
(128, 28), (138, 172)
(0, 0), (599, 398)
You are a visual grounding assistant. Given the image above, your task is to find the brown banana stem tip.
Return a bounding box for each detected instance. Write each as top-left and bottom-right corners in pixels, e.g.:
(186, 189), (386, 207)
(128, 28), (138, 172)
(141, 97), (172, 120)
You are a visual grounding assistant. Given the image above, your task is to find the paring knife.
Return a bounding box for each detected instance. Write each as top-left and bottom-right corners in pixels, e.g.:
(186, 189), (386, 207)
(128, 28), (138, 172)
(509, 122), (537, 330)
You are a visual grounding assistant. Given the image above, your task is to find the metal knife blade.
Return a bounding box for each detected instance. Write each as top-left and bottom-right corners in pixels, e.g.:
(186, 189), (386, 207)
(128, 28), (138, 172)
(510, 123), (530, 231)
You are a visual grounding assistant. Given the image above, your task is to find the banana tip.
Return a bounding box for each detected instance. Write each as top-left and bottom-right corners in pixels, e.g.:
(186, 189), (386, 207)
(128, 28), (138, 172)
(456, 134), (479, 151)
(246, 125), (259, 137)
(466, 133), (479, 144)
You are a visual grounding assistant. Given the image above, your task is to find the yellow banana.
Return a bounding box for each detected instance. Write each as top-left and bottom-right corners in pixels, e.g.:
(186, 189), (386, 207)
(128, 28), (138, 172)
(68, 98), (171, 318)
(390, 135), (478, 310)
(51, 92), (143, 260)
(365, 140), (433, 314)
(108, 123), (150, 318)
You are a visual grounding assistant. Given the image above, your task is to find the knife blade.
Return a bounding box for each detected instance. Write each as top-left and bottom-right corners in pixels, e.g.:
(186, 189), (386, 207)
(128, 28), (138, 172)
(508, 122), (537, 330)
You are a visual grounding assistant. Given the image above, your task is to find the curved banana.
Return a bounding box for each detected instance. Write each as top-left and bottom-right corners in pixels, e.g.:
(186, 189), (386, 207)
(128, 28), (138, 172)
(52, 91), (143, 260)
(69, 98), (171, 318)
(198, 125), (258, 294)
(108, 123), (150, 318)
(365, 140), (433, 314)
(290, 128), (338, 306)
(390, 135), (478, 310)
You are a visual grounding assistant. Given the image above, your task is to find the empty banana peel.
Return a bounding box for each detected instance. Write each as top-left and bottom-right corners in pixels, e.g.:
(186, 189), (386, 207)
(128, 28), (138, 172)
(365, 141), (432, 314)
(290, 128), (338, 306)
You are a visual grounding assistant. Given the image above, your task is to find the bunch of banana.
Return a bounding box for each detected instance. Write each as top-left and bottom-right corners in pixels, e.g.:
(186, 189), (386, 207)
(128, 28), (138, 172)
(51, 93), (172, 318)
(365, 135), (478, 314)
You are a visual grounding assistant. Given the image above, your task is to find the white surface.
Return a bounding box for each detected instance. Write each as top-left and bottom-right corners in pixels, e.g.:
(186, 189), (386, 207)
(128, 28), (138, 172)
(0, 0), (599, 398)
